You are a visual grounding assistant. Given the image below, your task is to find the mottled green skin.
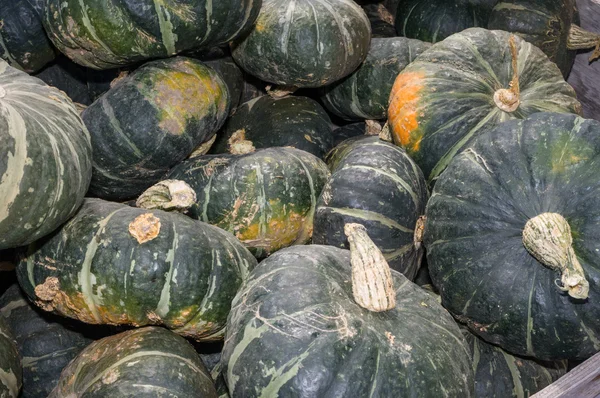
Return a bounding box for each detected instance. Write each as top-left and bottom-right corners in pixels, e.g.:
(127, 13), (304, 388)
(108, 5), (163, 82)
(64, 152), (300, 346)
(390, 28), (581, 182)
(212, 95), (334, 159)
(313, 136), (428, 279)
(167, 147), (331, 259)
(332, 122), (368, 146)
(203, 57), (244, 116)
(362, 3), (397, 38)
(231, 0), (371, 88)
(0, 284), (102, 398)
(0, 0), (55, 73)
(0, 316), (21, 398)
(50, 327), (218, 397)
(16, 198), (257, 341)
(222, 245), (474, 397)
(34, 56), (92, 105)
(83, 57), (230, 200)
(488, 0), (579, 78)
(44, 0), (262, 69)
(320, 37), (430, 121)
(0, 60), (92, 250)
(425, 112), (600, 360)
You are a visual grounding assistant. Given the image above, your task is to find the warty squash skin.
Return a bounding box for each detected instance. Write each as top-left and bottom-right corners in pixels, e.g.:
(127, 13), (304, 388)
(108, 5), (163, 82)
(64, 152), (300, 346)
(16, 198), (257, 342)
(43, 0), (262, 69)
(164, 147), (331, 258)
(388, 28), (582, 182)
(0, 316), (21, 398)
(83, 56), (230, 200)
(425, 112), (600, 361)
(50, 326), (218, 397)
(231, 0), (371, 88)
(0, 60), (92, 250)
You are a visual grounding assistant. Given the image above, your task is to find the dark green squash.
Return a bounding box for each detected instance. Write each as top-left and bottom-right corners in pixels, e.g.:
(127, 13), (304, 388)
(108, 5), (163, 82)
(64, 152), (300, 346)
(50, 326), (218, 397)
(34, 56), (92, 105)
(156, 147), (330, 258)
(0, 315), (21, 398)
(362, 3), (397, 38)
(320, 37), (430, 121)
(231, 0), (371, 88)
(0, 284), (108, 398)
(211, 95), (334, 159)
(43, 0), (261, 69)
(82, 56), (230, 200)
(331, 122), (373, 146)
(0, 60), (92, 250)
(388, 28), (582, 182)
(313, 136), (428, 279)
(0, 0), (55, 73)
(222, 225), (474, 397)
(16, 198), (257, 342)
(424, 112), (600, 360)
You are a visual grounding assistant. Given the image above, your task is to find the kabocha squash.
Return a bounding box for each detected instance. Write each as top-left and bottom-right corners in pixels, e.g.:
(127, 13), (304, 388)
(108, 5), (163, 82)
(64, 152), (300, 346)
(43, 0), (261, 69)
(0, 0), (55, 73)
(222, 225), (474, 397)
(211, 95), (334, 159)
(362, 3), (397, 38)
(155, 147), (330, 258)
(16, 198), (257, 341)
(425, 112), (600, 360)
(388, 28), (582, 182)
(331, 121), (378, 146)
(231, 0), (371, 88)
(0, 284), (101, 398)
(83, 56), (229, 200)
(34, 56), (92, 106)
(313, 136), (428, 279)
(320, 37), (430, 121)
(0, 316), (21, 398)
(487, 0), (600, 77)
(50, 327), (218, 397)
(0, 60), (92, 250)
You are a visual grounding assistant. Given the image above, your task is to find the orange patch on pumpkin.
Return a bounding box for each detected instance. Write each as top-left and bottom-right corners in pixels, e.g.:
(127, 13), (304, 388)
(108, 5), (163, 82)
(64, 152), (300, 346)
(388, 71), (426, 153)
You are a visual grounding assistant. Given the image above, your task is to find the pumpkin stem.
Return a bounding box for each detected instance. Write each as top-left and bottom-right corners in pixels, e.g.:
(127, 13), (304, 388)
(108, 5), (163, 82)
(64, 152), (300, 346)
(522, 213), (589, 300)
(493, 35), (520, 113)
(365, 119), (383, 136)
(265, 85), (298, 98)
(136, 180), (197, 213)
(567, 25), (600, 62)
(378, 122), (393, 142)
(189, 135), (217, 159)
(413, 215), (426, 250)
(228, 129), (256, 155)
(344, 223), (396, 312)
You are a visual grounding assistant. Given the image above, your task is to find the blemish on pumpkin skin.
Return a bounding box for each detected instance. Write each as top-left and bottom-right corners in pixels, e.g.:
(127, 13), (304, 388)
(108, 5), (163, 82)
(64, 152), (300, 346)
(102, 368), (119, 384)
(129, 213), (161, 244)
(388, 71), (426, 153)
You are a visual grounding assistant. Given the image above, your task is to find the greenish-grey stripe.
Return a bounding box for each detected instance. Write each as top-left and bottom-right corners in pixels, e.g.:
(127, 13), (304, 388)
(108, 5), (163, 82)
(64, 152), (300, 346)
(0, 32), (19, 68)
(319, 206), (413, 233)
(153, 0), (177, 55)
(76, 0), (117, 56)
(501, 350), (525, 398)
(525, 269), (537, 356)
(156, 222), (178, 317)
(100, 97), (144, 159)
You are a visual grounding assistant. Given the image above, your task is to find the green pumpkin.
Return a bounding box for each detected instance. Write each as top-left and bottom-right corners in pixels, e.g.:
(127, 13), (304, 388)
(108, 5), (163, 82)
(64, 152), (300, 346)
(425, 112), (600, 360)
(331, 122), (371, 146)
(0, 60), (92, 250)
(320, 37), (430, 121)
(362, 3), (397, 38)
(222, 225), (474, 397)
(82, 56), (230, 200)
(16, 198), (257, 342)
(313, 136), (428, 279)
(0, 315), (21, 398)
(0, 284), (104, 398)
(211, 95), (334, 159)
(158, 147), (330, 258)
(0, 0), (55, 73)
(34, 56), (93, 105)
(50, 326), (218, 397)
(388, 27), (582, 182)
(43, 0), (261, 69)
(231, 0), (371, 88)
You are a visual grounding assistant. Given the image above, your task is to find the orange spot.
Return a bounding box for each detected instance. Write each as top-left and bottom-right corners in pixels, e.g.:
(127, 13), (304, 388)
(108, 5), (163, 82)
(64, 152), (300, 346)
(388, 71), (425, 153)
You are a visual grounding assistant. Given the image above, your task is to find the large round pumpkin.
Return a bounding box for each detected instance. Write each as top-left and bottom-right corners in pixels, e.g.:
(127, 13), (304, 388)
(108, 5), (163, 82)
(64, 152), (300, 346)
(320, 37), (431, 121)
(16, 198), (257, 341)
(211, 95), (334, 159)
(231, 0), (371, 88)
(0, 315), (21, 398)
(222, 226), (474, 397)
(0, 60), (92, 250)
(82, 56), (229, 200)
(425, 112), (600, 360)
(313, 136), (428, 279)
(50, 326), (218, 397)
(160, 147), (330, 258)
(388, 28), (582, 182)
(43, 0), (261, 69)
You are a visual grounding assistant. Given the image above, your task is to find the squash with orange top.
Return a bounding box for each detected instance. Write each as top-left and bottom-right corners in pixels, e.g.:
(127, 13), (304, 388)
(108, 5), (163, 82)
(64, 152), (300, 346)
(387, 28), (581, 182)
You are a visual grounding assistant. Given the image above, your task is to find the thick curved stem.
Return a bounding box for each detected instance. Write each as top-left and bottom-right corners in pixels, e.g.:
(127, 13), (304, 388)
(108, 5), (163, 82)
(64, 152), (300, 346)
(493, 35), (520, 113)
(344, 223), (396, 312)
(568, 25), (600, 62)
(523, 213), (589, 300)
(227, 129), (256, 155)
(136, 180), (197, 213)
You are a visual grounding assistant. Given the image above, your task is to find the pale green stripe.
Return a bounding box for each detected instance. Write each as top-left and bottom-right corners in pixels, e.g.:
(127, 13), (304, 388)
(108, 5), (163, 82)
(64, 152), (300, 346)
(100, 97), (144, 159)
(320, 206), (413, 233)
(153, 0), (177, 54)
(501, 350), (525, 398)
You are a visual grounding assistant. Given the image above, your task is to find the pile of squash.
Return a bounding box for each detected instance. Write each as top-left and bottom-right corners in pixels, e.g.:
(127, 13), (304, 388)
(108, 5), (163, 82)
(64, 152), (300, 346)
(1, 0), (599, 396)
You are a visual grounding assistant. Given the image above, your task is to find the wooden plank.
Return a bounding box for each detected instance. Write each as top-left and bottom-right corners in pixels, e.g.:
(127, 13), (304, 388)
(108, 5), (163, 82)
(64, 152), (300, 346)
(532, 351), (600, 398)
